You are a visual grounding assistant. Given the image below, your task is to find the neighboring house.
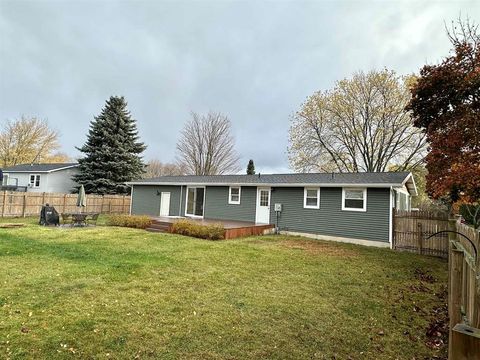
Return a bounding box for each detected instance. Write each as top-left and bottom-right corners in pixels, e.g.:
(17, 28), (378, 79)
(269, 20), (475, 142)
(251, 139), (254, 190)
(2, 163), (79, 193)
(127, 172), (417, 248)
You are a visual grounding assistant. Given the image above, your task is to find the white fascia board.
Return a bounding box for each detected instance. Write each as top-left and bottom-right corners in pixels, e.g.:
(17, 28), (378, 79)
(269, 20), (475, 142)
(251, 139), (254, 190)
(46, 165), (79, 173)
(126, 181), (405, 188)
(3, 165), (79, 174)
(401, 172), (418, 196)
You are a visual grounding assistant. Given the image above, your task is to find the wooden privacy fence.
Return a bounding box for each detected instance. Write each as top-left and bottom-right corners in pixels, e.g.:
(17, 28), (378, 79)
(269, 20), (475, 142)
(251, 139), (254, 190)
(0, 191), (131, 217)
(393, 211), (480, 357)
(393, 210), (450, 258)
(449, 220), (479, 359)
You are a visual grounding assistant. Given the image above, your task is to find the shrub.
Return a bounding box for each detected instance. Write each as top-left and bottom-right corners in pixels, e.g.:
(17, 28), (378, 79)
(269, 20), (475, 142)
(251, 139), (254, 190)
(106, 214), (152, 229)
(171, 219), (225, 240)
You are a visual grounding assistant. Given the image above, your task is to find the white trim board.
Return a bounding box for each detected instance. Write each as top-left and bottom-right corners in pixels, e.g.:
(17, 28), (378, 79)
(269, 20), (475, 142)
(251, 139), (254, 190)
(127, 182), (408, 189)
(389, 187), (393, 248)
(3, 164), (79, 173)
(129, 185), (134, 215)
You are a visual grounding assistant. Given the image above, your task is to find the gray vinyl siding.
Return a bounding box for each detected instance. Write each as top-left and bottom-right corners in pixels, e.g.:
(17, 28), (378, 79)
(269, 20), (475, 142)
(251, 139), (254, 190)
(204, 186), (256, 222)
(270, 187), (390, 243)
(131, 183), (391, 242)
(131, 185), (184, 216)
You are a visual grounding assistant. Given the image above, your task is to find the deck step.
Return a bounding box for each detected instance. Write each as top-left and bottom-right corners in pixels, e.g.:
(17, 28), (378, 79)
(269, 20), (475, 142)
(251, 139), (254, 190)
(146, 221), (172, 233)
(145, 227), (167, 233)
(148, 224), (170, 230)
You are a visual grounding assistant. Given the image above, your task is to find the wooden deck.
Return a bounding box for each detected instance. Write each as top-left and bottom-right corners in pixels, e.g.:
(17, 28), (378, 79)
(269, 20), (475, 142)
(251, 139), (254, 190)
(147, 216), (274, 239)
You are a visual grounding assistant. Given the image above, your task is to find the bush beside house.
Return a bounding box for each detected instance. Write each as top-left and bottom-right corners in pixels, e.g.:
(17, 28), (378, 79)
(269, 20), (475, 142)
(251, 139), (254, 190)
(107, 214), (152, 229)
(171, 219), (225, 240)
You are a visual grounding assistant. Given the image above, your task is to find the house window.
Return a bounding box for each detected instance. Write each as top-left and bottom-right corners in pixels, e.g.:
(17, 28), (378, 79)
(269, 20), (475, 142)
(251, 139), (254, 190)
(29, 174), (41, 188)
(260, 190), (269, 207)
(2, 174), (8, 186)
(185, 187), (205, 217)
(304, 187), (320, 209)
(228, 186), (241, 204)
(342, 188), (367, 212)
(396, 191), (410, 211)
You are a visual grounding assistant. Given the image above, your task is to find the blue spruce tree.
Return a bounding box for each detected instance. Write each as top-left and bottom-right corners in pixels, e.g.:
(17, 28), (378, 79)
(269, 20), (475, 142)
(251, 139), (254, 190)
(73, 96), (146, 194)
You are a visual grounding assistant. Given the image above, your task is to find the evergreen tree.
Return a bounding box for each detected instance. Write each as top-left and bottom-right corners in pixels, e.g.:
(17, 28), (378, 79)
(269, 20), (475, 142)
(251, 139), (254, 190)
(73, 96), (146, 194)
(246, 159), (255, 175)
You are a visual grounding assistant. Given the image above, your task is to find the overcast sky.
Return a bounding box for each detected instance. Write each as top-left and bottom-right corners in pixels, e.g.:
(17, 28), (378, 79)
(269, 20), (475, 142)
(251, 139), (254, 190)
(0, 0), (478, 173)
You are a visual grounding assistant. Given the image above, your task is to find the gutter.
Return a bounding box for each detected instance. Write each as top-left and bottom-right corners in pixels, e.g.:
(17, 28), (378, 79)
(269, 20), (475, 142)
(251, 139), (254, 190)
(125, 182), (407, 188)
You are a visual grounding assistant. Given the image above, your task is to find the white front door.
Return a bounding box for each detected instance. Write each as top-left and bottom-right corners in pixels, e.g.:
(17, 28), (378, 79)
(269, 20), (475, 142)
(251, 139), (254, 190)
(160, 192), (171, 216)
(255, 187), (271, 224)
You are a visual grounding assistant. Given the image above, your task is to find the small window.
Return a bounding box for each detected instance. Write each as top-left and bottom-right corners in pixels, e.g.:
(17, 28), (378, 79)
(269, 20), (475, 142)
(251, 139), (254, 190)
(228, 186), (241, 204)
(304, 187), (320, 209)
(259, 189), (269, 206)
(342, 188), (367, 212)
(2, 174), (8, 186)
(29, 174), (40, 187)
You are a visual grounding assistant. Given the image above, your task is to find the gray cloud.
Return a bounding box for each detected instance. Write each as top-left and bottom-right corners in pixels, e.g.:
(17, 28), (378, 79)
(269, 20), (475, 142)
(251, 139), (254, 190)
(1, 0), (478, 173)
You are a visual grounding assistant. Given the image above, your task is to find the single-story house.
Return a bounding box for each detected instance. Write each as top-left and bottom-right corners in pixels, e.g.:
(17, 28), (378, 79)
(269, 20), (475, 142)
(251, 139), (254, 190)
(127, 172), (416, 248)
(2, 163), (79, 193)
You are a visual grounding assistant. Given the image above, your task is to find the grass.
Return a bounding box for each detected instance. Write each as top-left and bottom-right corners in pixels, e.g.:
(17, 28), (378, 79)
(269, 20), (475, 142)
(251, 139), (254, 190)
(0, 217), (447, 359)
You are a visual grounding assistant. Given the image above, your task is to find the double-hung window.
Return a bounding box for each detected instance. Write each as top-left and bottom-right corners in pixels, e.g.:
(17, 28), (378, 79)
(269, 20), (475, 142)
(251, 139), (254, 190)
(228, 186), (241, 204)
(342, 188), (367, 212)
(304, 187), (320, 209)
(29, 174), (41, 188)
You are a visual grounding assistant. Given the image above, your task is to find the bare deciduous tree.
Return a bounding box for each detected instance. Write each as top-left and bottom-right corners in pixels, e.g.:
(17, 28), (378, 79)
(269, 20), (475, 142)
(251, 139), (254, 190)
(0, 116), (69, 167)
(288, 70), (427, 173)
(176, 112), (240, 175)
(143, 159), (187, 178)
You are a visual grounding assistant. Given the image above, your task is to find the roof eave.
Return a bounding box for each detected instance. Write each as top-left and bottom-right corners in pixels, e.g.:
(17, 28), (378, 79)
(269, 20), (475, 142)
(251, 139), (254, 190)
(400, 172), (418, 196)
(126, 181), (405, 188)
(3, 164), (79, 173)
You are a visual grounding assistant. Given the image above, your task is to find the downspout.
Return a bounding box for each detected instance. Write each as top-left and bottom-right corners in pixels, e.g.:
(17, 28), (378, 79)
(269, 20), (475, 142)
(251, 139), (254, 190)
(129, 185), (133, 215)
(389, 187), (393, 249)
(179, 185), (183, 217)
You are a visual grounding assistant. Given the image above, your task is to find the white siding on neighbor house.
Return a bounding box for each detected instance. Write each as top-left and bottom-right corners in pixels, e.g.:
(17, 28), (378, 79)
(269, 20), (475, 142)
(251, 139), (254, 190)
(3, 168), (79, 193)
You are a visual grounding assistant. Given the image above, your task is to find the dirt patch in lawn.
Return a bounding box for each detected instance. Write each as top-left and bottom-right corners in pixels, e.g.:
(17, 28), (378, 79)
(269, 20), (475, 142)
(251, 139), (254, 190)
(279, 239), (359, 257)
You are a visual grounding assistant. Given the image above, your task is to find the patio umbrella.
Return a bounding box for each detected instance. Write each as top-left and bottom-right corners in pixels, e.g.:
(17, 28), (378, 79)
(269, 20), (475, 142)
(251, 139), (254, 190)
(76, 185), (86, 212)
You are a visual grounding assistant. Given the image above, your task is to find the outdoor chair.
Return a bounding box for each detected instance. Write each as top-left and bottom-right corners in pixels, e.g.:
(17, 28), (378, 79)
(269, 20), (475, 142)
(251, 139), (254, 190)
(61, 213), (73, 225)
(86, 213), (99, 226)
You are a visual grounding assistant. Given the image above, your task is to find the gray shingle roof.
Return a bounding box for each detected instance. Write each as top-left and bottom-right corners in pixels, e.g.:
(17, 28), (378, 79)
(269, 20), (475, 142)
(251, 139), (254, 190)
(3, 163), (79, 173)
(129, 172), (412, 186)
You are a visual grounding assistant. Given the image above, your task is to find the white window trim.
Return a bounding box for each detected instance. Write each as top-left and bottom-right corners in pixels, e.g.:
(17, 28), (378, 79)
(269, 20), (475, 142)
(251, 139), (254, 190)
(29, 174), (41, 188)
(342, 188), (367, 212)
(228, 186), (241, 205)
(303, 187), (320, 209)
(184, 186), (206, 218)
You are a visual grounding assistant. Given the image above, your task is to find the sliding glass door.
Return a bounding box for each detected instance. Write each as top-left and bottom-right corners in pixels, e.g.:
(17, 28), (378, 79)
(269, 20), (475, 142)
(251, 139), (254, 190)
(186, 187), (205, 217)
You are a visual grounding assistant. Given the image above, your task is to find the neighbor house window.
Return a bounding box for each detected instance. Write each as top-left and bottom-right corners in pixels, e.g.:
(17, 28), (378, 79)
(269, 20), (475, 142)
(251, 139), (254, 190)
(2, 174), (8, 186)
(342, 188), (367, 212)
(303, 187), (320, 209)
(29, 174), (40, 188)
(228, 186), (241, 204)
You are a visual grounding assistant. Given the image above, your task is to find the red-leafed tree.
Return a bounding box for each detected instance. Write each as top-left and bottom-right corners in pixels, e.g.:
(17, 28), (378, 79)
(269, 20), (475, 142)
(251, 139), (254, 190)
(407, 18), (480, 206)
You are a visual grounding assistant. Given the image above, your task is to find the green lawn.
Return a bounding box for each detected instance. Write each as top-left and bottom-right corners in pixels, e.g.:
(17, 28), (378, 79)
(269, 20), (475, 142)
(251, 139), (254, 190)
(0, 218), (447, 359)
